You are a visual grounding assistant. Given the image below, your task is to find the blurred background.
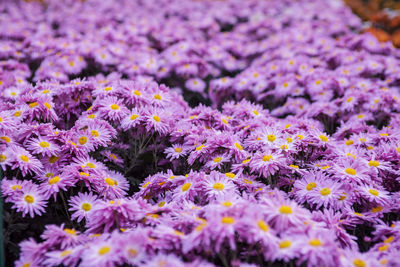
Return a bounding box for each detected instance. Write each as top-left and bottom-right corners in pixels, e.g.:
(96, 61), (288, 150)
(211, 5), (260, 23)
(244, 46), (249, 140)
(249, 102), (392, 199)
(344, 0), (400, 46)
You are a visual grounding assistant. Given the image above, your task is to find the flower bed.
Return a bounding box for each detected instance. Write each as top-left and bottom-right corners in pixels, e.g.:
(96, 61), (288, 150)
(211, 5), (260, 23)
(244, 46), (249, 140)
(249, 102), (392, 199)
(1, 0), (400, 266)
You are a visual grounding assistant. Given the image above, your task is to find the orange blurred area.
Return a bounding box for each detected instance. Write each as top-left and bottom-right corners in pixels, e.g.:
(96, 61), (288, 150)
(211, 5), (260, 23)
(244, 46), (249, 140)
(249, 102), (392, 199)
(344, 0), (400, 47)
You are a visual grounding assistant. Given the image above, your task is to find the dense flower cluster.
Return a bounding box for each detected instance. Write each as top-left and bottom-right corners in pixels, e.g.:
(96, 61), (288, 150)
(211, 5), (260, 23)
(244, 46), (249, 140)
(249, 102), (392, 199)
(2, 0), (400, 266)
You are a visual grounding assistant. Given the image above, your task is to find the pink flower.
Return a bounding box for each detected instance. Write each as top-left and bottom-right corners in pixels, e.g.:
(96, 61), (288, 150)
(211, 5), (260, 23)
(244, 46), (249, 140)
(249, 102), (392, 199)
(10, 146), (43, 176)
(98, 96), (129, 122)
(41, 224), (81, 249)
(202, 171), (237, 200)
(12, 183), (47, 218)
(80, 238), (122, 267)
(26, 137), (60, 157)
(69, 192), (100, 222)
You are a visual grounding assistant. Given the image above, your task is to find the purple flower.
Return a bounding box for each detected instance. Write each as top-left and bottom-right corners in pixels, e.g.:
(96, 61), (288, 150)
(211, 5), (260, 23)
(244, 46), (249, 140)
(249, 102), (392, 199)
(10, 146), (43, 176)
(69, 192), (100, 222)
(12, 182), (47, 218)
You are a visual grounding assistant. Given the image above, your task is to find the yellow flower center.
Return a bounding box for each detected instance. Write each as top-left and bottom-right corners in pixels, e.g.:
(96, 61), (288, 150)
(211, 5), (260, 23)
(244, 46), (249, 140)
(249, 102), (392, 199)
(242, 158), (251, 164)
(90, 130), (99, 137)
(175, 147), (182, 153)
(385, 236), (394, 243)
(345, 168), (357, 175)
(128, 248), (138, 258)
(368, 160), (379, 167)
(0, 136), (10, 143)
(195, 223), (207, 231)
(234, 142), (243, 150)
(182, 183), (191, 192)
(258, 220), (269, 232)
(20, 155), (29, 162)
(339, 193), (347, 201)
(104, 87), (112, 91)
(221, 216), (234, 224)
(64, 228), (76, 235)
(213, 183), (225, 191)
(213, 157), (222, 163)
(222, 201), (232, 207)
(49, 156), (59, 163)
(196, 144), (204, 151)
(79, 136), (87, 145)
(225, 172), (235, 178)
(14, 111), (22, 117)
(105, 177), (116, 186)
(346, 153), (356, 159)
(306, 182), (316, 191)
(279, 240), (291, 249)
(48, 176), (60, 185)
(133, 90), (141, 96)
(60, 250), (72, 257)
(267, 134), (276, 142)
(263, 155), (273, 162)
(319, 135), (328, 142)
(12, 185), (21, 190)
(353, 259), (366, 267)
(40, 141), (50, 148)
(368, 189), (379, 196)
(29, 102), (38, 108)
(81, 203), (92, 211)
(24, 195), (34, 204)
(153, 115), (161, 122)
(345, 140), (354, 145)
(110, 104), (119, 110)
(44, 102), (51, 109)
(130, 114), (138, 120)
(320, 187), (331, 196)
(371, 206), (383, 213)
(379, 244), (389, 251)
(279, 205), (292, 214)
(309, 239), (322, 246)
(0, 154), (6, 162)
(86, 162), (95, 168)
(98, 246), (110, 255)
(154, 94), (162, 100)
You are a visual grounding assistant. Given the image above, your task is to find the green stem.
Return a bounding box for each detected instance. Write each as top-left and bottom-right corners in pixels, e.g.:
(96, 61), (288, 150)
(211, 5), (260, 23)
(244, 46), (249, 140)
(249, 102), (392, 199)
(60, 191), (71, 221)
